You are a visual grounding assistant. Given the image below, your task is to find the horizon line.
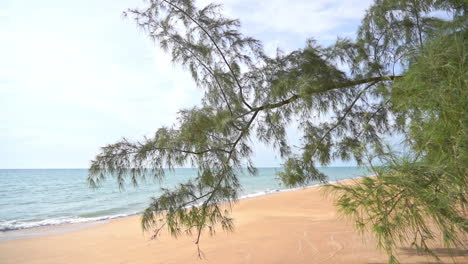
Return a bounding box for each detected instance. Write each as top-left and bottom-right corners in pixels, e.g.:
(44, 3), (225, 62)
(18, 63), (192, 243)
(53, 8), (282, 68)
(0, 166), (362, 170)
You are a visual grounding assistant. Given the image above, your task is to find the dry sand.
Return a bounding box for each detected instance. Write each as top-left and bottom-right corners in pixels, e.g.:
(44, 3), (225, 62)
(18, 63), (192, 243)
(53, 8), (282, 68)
(1, 182), (466, 264)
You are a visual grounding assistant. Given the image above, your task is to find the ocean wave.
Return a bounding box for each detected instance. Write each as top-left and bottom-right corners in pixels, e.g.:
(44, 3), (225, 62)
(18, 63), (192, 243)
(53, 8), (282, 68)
(0, 213), (138, 232)
(0, 179), (359, 232)
(238, 183), (323, 200)
(0, 189), (285, 232)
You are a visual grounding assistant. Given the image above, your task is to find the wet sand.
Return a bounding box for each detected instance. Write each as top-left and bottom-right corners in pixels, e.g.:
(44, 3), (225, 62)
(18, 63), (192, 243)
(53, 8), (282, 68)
(1, 181), (466, 264)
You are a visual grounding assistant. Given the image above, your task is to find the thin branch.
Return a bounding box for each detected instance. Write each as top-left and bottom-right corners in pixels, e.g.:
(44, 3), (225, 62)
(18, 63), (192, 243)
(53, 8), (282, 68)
(230, 110), (259, 155)
(413, 9), (424, 50)
(193, 109), (260, 247)
(179, 192), (212, 209)
(246, 75), (401, 114)
(310, 80), (378, 156)
(354, 99), (390, 139)
(154, 147), (230, 155)
(150, 222), (167, 240)
(175, 40), (243, 131)
(102, 146), (230, 158)
(162, 0), (253, 110)
(175, 38), (235, 116)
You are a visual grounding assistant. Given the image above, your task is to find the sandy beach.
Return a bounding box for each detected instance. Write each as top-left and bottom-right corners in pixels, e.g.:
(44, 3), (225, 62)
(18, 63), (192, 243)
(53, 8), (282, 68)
(1, 182), (466, 264)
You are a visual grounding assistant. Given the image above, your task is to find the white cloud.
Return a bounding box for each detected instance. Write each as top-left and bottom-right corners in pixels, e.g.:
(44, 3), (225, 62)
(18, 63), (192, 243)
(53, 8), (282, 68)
(0, 0), (201, 168)
(0, 0), (373, 168)
(217, 0), (372, 44)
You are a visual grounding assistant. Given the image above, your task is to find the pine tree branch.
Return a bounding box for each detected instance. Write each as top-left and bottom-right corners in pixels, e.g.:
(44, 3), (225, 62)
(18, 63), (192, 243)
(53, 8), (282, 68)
(102, 146), (230, 157)
(250, 75), (401, 113)
(193, 109), (259, 246)
(173, 37), (235, 116)
(308, 80), (377, 157)
(354, 99), (390, 139)
(172, 38), (243, 131)
(413, 9), (424, 50)
(162, 0), (253, 110)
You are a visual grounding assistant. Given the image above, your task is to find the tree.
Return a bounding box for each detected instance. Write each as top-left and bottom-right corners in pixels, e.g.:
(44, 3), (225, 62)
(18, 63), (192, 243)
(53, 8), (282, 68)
(87, 0), (467, 261)
(326, 24), (468, 263)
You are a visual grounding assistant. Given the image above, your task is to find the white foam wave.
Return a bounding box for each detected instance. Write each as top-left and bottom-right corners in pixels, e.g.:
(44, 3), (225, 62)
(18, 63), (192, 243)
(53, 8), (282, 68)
(1, 178), (361, 232)
(238, 183), (323, 200)
(0, 213), (138, 232)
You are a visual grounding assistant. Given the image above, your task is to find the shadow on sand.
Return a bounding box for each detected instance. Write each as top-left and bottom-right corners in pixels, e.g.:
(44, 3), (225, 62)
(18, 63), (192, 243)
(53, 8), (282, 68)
(367, 247), (468, 264)
(399, 247), (468, 257)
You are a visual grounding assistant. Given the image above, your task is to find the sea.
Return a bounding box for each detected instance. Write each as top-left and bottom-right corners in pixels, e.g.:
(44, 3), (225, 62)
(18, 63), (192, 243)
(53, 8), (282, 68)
(0, 167), (370, 232)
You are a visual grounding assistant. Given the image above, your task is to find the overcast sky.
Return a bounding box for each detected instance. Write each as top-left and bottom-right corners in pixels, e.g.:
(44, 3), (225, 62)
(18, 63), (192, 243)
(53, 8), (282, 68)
(1, 0), (373, 169)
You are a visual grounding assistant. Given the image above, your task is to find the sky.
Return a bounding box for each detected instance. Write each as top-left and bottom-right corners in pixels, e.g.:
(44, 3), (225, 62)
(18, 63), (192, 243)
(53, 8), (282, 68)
(0, 0), (373, 169)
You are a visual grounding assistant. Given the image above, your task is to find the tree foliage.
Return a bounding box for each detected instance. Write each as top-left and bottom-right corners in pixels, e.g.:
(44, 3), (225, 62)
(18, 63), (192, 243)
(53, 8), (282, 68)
(88, 0), (467, 261)
(326, 29), (468, 263)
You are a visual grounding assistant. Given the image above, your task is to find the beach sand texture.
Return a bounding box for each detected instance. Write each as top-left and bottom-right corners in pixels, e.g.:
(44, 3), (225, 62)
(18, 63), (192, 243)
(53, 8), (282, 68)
(1, 183), (467, 264)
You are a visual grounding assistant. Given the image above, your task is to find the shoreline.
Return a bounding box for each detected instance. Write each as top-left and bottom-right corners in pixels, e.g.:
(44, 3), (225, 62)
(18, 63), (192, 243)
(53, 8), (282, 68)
(1, 176), (466, 264)
(0, 178), (360, 242)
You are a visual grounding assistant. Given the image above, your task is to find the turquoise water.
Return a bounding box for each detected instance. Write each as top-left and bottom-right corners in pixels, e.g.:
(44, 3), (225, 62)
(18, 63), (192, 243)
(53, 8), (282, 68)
(0, 167), (369, 231)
